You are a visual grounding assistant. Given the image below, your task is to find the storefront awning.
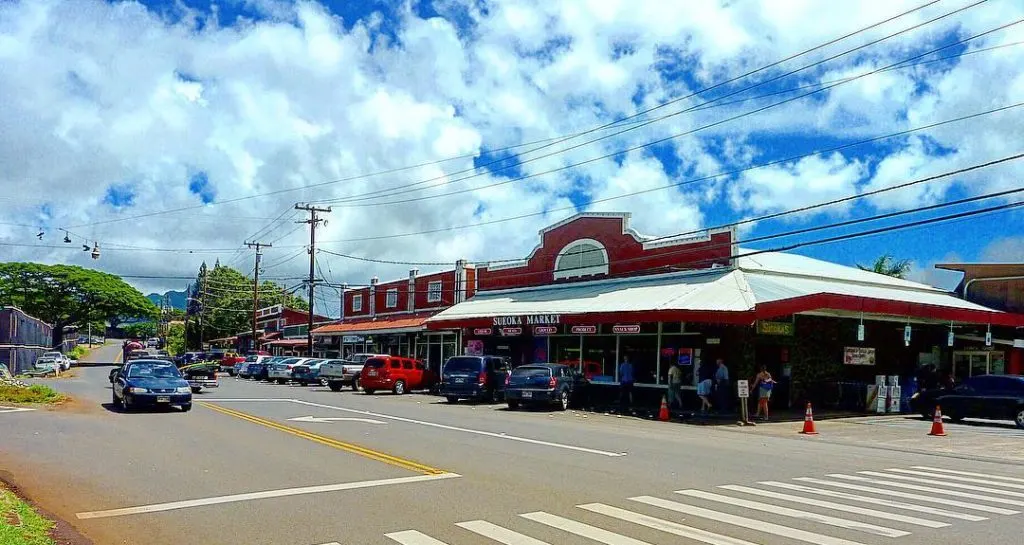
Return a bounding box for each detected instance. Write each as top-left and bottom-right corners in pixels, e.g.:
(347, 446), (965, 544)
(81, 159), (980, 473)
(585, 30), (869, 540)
(264, 339), (307, 347)
(426, 250), (1024, 329)
(311, 313), (435, 337)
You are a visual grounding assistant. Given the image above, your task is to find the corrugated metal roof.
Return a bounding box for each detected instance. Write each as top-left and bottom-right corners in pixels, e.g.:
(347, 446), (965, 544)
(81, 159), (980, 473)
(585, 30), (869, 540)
(737, 249), (945, 292)
(311, 313), (433, 336)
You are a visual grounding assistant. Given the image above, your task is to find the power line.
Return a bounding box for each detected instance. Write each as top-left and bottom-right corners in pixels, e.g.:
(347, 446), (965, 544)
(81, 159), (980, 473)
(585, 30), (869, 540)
(54, 1), (943, 230)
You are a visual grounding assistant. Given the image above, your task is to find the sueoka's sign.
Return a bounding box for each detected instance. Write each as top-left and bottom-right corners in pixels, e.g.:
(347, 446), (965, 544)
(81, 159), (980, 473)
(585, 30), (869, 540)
(756, 320), (794, 336)
(533, 326), (558, 335)
(492, 314), (561, 326)
(612, 324), (641, 334)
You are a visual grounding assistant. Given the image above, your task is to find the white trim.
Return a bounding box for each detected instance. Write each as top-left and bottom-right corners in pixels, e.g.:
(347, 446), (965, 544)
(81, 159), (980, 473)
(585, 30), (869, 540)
(385, 288), (398, 309)
(352, 294), (363, 312)
(554, 238), (610, 280)
(427, 280), (443, 303)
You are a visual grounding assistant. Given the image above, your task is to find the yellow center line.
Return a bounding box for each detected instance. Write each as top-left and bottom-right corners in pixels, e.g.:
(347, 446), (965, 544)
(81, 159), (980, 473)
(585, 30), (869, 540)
(197, 401), (447, 475)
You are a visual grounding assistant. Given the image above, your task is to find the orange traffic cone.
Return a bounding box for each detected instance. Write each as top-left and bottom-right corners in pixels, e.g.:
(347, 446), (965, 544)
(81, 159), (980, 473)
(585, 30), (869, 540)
(658, 396), (670, 422)
(799, 402), (818, 435)
(928, 405), (947, 436)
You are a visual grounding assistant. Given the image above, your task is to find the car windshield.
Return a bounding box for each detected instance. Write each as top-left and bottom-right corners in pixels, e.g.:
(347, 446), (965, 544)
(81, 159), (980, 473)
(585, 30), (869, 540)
(365, 358), (386, 368)
(128, 363), (181, 379)
(244, 355), (258, 362)
(350, 354), (373, 363)
(279, 358), (300, 365)
(445, 357), (482, 373)
(512, 366), (551, 378)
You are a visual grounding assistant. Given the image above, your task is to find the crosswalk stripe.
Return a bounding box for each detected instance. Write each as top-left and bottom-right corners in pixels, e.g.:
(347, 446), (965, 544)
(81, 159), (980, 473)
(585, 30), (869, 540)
(385, 530), (450, 545)
(911, 466), (1024, 484)
(456, 520), (551, 545)
(520, 512), (654, 545)
(718, 484), (949, 528)
(828, 474), (1024, 507)
(676, 489), (909, 537)
(858, 471), (1024, 498)
(579, 503), (761, 545)
(796, 477), (1019, 515)
(631, 496), (868, 545)
(891, 468), (1024, 489)
(760, 481), (988, 521)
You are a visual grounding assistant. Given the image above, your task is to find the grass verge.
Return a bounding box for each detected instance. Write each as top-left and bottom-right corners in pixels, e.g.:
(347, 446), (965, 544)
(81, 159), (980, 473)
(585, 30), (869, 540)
(0, 385), (67, 404)
(0, 485), (56, 545)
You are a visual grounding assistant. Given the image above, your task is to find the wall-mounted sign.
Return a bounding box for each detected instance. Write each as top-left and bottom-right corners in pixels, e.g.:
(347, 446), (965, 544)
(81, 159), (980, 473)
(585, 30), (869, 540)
(465, 340), (484, 356)
(492, 314), (561, 326)
(500, 327), (523, 336)
(533, 326), (558, 335)
(948, 330), (955, 347)
(706, 338), (721, 345)
(472, 327), (493, 336)
(570, 325), (597, 335)
(341, 335), (364, 343)
(857, 324), (865, 342)
(677, 348), (693, 366)
(612, 324), (641, 334)
(756, 320), (794, 336)
(904, 325), (912, 346)
(844, 346), (876, 366)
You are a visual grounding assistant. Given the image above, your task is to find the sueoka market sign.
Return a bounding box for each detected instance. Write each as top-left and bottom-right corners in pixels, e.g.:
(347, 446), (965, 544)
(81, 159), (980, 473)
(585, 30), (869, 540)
(492, 314), (561, 326)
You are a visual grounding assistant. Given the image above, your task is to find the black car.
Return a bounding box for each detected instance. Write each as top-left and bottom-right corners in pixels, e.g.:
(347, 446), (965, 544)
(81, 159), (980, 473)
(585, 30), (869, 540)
(922, 375), (1024, 429)
(505, 363), (587, 411)
(440, 355), (510, 403)
(111, 359), (192, 412)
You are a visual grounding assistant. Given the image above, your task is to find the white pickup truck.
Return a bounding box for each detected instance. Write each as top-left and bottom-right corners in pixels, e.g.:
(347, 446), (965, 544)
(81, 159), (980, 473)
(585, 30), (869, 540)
(319, 353), (387, 392)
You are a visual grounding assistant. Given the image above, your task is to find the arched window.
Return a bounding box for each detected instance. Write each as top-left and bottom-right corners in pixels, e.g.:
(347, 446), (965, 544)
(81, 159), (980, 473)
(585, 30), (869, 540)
(554, 239), (609, 280)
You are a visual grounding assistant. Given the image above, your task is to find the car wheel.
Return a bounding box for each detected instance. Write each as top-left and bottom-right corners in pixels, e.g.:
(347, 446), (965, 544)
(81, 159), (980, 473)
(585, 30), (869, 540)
(393, 380), (406, 395)
(191, 387), (201, 394)
(180, 403), (193, 413)
(297, 380), (307, 386)
(352, 377), (360, 392)
(945, 410), (964, 423)
(446, 396), (459, 404)
(507, 400), (520, 410)
(557, 389), (570, 411)
(122, 395), (133, 412)
(1015, 407), (1024, 430)
(328, 381), (343, 392)
(276, 378), (286, 385)
(112, 390), (122, 410)
(364, 389), (376, 395)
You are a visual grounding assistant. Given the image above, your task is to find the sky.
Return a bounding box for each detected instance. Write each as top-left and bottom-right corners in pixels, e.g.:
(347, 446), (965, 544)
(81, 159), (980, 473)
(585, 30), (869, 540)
(2, 0), (1024, 315)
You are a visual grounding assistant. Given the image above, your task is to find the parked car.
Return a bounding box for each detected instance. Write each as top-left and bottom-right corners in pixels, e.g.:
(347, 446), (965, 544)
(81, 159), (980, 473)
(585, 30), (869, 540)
(40, 351), (70, 371)
(222, 353), (246, 376)
(440, 355), (509, 403)
(360, 356), (435, 395)
(33, 355), (61, 375)
(125, 349), (154, 362)
(249, 356), (281, 381)
(237, 355), (271, 379)
(112, 359), (192, 412)
(109, 365), (123, 383)
(176, 352), (205, 366)
(504, 363), (587, 411)
(268, 357), (308, 384)
(146, 337), (160, 348)
(320, 353), (387, 392)
(292, 359), (332, 386)
(177, 360), (219, 393)
(913, 374), (1024, 429)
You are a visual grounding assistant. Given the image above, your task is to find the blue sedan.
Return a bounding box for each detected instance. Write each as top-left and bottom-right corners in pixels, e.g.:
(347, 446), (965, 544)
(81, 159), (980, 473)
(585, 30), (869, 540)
(112, 360), (193, 412)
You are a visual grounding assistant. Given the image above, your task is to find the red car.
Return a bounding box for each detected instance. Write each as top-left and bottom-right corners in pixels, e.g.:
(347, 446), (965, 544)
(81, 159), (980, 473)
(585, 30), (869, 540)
(558, 360), (603, 381)
(360, 356), (436, 395)
(221, 353), (246, 376)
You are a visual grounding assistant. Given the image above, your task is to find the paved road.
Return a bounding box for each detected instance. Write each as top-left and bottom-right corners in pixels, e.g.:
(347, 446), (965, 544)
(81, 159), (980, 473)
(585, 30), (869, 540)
(3, 361), (1023, 545)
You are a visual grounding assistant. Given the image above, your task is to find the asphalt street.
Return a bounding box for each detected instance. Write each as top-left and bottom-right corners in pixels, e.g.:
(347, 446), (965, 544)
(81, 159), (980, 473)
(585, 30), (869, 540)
(3, 343), (1024, 545)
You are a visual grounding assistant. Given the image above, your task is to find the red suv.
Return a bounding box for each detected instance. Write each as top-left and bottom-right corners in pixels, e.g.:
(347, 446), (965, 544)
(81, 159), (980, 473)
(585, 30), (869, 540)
(360, 356), (436, 395)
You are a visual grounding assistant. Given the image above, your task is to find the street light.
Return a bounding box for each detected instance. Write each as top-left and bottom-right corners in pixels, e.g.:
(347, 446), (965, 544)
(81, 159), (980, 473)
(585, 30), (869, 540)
(90, 242), (100, 260)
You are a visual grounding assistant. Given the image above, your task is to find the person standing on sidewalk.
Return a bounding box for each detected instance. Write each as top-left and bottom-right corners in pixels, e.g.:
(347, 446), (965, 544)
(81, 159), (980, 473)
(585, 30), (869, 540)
(618, 355), (635, 412)
(752, 365), (775, 420)
(714, 358), (730, 413)
(667, 361), (683, 410)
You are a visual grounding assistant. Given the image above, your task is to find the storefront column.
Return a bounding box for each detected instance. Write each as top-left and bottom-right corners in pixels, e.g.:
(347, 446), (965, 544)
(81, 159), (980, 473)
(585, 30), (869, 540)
(614, 335), (620, 381)
(655, 322), (662, 385)
(577, 335), (583, 368)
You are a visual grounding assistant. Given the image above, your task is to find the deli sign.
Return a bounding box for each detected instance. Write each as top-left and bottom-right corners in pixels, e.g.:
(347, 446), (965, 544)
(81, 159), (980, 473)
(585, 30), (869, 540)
(472, 328), (493, 336)
(492, 314), (561, 326)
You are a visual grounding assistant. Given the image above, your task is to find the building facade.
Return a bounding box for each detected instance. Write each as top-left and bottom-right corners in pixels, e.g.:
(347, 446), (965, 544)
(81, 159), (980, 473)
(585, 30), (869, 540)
(1, 306), (54, 375)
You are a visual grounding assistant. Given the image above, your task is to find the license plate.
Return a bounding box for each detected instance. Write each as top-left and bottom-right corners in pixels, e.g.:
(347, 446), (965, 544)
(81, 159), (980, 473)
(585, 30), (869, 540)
(521, 391), (532, 398)
(368, 370), (377, 376)
(156, 396), (170, 403)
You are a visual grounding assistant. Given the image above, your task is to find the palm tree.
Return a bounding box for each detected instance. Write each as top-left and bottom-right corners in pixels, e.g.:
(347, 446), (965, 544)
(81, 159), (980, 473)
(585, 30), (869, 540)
(857, 254), (911, 279)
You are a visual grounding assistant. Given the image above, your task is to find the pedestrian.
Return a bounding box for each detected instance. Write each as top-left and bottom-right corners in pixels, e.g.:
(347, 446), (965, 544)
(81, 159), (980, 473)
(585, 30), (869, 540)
(667, 361), (683, 410)
(618, 355), (635, 412)
(697, 373), (713, 414)
(752, 365), (775, 420)
(714, 358), (730, 413)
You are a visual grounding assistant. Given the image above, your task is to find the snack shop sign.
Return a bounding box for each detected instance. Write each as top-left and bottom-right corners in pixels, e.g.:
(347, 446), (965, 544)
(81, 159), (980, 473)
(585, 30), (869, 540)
(492, 314), (561, 326)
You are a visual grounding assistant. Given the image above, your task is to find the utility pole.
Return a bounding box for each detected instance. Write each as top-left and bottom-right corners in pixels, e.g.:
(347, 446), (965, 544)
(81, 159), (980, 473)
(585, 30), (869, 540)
(295, 203), (331, 357)
(245, 241), (272, 354)
(199, 267), (208, 351)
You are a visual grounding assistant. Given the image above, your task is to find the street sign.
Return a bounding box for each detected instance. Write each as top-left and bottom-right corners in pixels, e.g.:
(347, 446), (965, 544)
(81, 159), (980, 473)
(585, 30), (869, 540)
(736, 380), (750, 398)
(857, 324), (865, 342)
(903, 324), (912, 345)
(985, 330), (992, 346)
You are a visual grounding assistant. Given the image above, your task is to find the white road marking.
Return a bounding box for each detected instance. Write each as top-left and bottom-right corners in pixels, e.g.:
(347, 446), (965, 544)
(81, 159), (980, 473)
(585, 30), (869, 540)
(385, 530), (450, 545)
(199, 398), (288, 402)
(76, 473), (460, 519)
(287, 399), (627, 457)
(912, 466), (1024, 484)
(288, 416), (386, 424)
(579, 503), (761, 545)
(676, 489), (908, 537)
(456, 520), (551, 544)
(885, 468), (1024, 490)
(857, 471), (1024, 498)
(631, 496), (867, 545)
(0, 407), (35, 414)
(520, 511), (654, 544)
(718, 484), (948, 528)
(828, 474), (1024, 507)
(315, 542), (342, 545)
(760, 481), (987, 521)
(796, 477), (1019, 515)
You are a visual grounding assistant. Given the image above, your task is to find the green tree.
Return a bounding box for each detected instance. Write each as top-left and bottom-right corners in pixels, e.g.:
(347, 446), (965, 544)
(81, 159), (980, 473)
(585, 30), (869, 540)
(857, 254), (911, 279)
(122, 321), (158, 339)
(166, 322), (186, 356)
(0, 263), (157, 347)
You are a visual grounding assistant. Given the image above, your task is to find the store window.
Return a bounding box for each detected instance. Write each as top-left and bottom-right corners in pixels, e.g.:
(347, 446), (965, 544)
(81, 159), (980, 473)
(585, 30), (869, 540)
(550, 336), (581, 367)
(352, 294), (363, 312)
(619, 335), (658, 384)
(582, 335), (617, 380)
(386, 289), (398, 308)
(427, 281), (443, 303)
(659, 337), (695, 386)
(554, 239), (609, 280)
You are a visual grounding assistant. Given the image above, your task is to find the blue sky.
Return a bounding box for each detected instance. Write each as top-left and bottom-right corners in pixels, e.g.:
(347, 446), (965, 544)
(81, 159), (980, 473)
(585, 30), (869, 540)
(2, 0), (1023, 296)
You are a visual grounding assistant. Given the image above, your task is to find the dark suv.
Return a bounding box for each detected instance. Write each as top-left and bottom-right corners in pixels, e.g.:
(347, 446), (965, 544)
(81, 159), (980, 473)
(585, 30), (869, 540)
(440, 355), (510, 403)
